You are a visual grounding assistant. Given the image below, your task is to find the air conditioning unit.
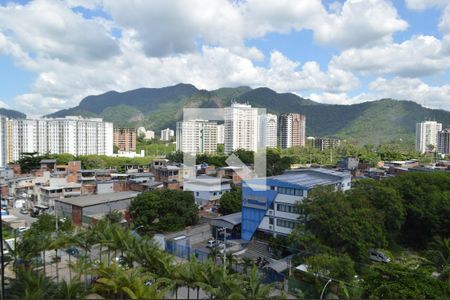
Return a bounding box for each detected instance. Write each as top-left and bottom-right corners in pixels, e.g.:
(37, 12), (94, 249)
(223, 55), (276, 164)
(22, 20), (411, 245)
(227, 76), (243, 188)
(268, 210), (273, 215)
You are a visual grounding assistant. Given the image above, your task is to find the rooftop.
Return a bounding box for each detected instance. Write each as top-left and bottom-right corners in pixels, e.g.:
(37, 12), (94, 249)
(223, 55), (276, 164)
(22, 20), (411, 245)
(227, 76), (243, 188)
(55, 191), (139, 207)
(213, 212), (242, 226)
(269, 168), (351, 189)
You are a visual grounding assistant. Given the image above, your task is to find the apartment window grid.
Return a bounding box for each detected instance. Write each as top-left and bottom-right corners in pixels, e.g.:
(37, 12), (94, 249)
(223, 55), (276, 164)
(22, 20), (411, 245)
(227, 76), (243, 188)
(276, 218), (297, 229)
(276, 203), (299, 214)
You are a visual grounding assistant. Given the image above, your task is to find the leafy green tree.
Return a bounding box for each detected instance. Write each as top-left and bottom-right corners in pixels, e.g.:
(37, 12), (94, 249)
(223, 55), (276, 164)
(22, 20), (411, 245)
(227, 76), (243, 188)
(363, 263), (450, 299)
(129, 189), (199, 233)
(388, 172), (450, 248)
(304, 253), (356, 282)
(218, 188), (242, 215)
(297, 186), (387, 261)
(352, 179), (405, 235)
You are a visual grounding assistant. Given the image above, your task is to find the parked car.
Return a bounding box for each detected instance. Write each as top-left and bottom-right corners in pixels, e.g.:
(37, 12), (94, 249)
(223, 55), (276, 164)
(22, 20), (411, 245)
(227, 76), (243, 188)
(206, 239), (217, 248)
(16, 226), (30, 234)
(369, 249), (391, 263)
(20, 208), (29, 215)
(65, 247), (80, 257)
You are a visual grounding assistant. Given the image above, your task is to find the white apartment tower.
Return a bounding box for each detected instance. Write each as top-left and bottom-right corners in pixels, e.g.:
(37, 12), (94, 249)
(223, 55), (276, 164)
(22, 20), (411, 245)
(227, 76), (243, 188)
(415, 121), (442, 153)
(161, 128), (175, 141)
(224, 103), (258, 154)
(216, 124), (224, 144)
(0, 117), (8, 166)
(258, 113), (278, 148)
(176, 120), (218, 154)
(4, 116), (113, 163)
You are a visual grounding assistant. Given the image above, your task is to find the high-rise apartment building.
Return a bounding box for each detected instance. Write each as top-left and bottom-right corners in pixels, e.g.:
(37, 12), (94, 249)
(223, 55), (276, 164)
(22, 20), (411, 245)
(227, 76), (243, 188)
(415, 121), (442, 153)
(2, 116), (113, 163)
(314, 137), (341, 151)
(224, 103), (258, 154)
(437, 129), (450, 155)
(161, 128), (174, 141)
(176, 120), (218, 154)
(216, 124), (224, 144)
(113, 128), (136, 152)
(258, 113), (277, 148)
(278, 113), (306, 149)
(0, 117), (8, 166)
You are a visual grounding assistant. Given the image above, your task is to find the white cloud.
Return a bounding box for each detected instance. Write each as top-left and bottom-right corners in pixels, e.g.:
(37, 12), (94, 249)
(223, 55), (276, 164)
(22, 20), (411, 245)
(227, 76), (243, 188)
(0, 0), (119, 62)
(332, 35), (450, 77)
(312, 0), (407, 48)
(405, 0), (449, 10)
(0, 100), (9, 109)
(367, 77), (450, 109)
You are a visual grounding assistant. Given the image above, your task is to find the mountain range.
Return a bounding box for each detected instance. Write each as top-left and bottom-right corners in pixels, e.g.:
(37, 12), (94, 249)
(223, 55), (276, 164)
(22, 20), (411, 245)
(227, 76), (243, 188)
(38, 83), (450, 145)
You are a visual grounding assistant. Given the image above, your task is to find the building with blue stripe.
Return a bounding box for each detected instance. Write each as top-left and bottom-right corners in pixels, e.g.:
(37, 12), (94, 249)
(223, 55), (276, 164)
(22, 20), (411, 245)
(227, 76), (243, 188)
(241, 168), (351, 241)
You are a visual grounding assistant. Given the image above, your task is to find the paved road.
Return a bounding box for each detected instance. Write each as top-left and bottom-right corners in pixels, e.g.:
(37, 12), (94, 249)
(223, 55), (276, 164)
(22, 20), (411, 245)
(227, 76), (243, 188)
(8, 207), (37, 226)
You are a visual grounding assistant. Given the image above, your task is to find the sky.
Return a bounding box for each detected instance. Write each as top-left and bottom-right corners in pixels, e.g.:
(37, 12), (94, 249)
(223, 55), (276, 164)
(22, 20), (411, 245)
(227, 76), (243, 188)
(1, 0), (450, 117)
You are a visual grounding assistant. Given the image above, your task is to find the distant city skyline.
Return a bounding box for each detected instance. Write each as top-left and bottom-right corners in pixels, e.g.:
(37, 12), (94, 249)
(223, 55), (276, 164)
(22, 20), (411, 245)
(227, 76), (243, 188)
(1, 0), (450, 117)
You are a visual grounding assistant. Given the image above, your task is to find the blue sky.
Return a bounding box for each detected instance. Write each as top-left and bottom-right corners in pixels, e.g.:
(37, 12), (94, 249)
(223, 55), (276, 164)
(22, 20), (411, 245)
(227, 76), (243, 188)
(1, 0), (450, 116)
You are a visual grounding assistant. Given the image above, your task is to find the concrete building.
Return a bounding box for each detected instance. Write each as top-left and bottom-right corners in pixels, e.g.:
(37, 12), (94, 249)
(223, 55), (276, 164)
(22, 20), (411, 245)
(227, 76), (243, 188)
(224, 103), (258, 154)
(278, 113), (306, 149)
(144, 130), (155, 140)
(258, 113), (278, 148)
(183, 175), (231, 205)
(216, 124), (224, 144)
(438, 129), (450, 155)
(4, 116), (113, 162)
(241, 168), (351, 240)
(314, 137), (341, 151)
(0, 116), (8, 166)
(416, 121), (442, 153)
(176, 120), (218, 154)
(113, 128), (137, 152)
(55, 191), (138, 226)
(161, 128), (175, 141)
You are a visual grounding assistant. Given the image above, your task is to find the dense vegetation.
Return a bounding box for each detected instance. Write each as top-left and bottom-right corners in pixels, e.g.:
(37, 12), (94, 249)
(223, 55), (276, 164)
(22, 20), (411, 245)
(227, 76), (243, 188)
(15, 152), (154, 173)
(288, 172), (450, 298)
(46, 83), (450, 145)
(4, 214), (276, 299)
(128, 189), (199, 233)
(136, 138), (176, 157)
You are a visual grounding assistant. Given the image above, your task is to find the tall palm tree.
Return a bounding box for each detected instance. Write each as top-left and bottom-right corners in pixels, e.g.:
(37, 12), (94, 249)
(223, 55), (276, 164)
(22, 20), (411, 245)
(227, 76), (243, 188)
(243, 266), (274, 299)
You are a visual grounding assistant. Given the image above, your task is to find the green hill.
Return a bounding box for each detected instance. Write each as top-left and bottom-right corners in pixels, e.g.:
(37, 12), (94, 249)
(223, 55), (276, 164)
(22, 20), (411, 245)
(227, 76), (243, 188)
(0, 108), (26, 119)
(47, 84), (450, 145)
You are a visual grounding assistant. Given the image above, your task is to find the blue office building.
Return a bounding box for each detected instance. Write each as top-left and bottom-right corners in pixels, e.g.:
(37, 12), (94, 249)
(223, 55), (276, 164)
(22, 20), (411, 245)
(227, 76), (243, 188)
(241, 168), (351, 241)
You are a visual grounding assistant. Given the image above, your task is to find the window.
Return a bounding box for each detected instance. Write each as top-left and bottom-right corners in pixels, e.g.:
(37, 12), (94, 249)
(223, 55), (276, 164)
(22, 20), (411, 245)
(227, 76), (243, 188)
(270, 186), (275, 190)
(269, 218), (274, 225)
(277, 203), (299, 214)
(277, 187), (303, 196)
(196, 192), (199, 196)
(276, 219), (296, 229)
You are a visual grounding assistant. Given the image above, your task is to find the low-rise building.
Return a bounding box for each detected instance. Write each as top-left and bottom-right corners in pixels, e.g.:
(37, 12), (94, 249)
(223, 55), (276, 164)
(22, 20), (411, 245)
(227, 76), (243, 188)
(183, 175), (231, 205)
(241, 168), (351, 241)
(55, 191), (139, 226)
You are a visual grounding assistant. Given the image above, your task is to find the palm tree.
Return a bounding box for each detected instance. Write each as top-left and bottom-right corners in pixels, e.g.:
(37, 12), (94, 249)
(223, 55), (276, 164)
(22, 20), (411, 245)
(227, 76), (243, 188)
(425, 236), (450, 280)
(240, 257), (254, 274)
(243, 266), (274, 299)
(48, 232), (75, 283)
(57, 278), (88, 299)
(7, 268), (59, 299)
(92, 261), (171, 299)
(208, 246), (220, 262)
